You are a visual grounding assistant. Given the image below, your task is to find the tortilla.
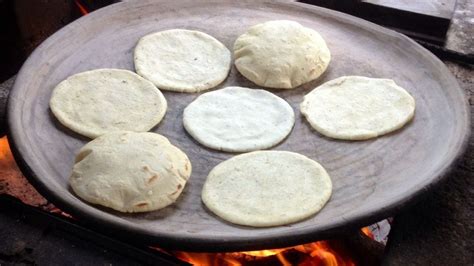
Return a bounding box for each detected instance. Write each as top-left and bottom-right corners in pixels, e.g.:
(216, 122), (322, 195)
(202, 151), (332, 227)
(50, 68), (167, 139)
(134, 29), (231, 92)
(183, 86), (295, 152)
(233, 20), (331, 89)
(300, 76), (416, 140)
(69, 131), (191, 213)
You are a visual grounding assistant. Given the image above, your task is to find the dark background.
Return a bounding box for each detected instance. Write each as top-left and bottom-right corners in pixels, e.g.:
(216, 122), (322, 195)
(0, 0), (115, 83)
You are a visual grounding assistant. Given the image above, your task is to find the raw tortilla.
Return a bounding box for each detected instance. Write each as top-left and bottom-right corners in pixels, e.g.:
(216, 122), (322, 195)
(300, 76), (416, 140)
(134, 29), (231, 92)
(183, 86), (295, 152)
(202, 151), (332, 227)
(50, 68), (167, 139)
(234, 20), (331, 89)
(70, 131), (191, 213)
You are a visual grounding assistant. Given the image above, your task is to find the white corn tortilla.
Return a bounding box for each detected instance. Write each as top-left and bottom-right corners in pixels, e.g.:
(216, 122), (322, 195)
(300, 76), (416, 140)
(70, 131), (192, 213)
(183, 86), (295, 152)
(50, 68), (167, 139)
(134, 29), (231, 92)
(202, 151), (332, 227)
(234, 20), (331, 89)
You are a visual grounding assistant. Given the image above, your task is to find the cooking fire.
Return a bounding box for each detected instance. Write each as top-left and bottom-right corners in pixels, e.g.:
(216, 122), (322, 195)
(172, 240), (358, 266)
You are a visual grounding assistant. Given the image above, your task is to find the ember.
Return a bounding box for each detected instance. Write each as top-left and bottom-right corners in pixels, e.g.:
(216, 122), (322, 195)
(0, 136), (48, 206)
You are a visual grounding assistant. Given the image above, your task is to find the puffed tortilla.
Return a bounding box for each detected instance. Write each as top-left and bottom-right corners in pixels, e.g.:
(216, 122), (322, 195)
(183, 86), (295, 152)
(50, 68), (167, 139)
(300, 76), (416, 140)
(234, 20), (331, 89)
(70, 131), (191, 213)
(134, 29), (231, 92)
(202, 151), (332, 227)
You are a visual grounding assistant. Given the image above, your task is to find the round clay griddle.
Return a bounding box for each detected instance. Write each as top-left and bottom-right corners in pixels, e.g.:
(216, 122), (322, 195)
(7, 0), (470, 251)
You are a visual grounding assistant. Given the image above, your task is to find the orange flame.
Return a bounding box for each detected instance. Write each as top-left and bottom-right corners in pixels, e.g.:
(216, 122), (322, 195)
(75, 0), (89, 16)
(241, 248), (288, 257)
(0, 136), (15, 165)
(361, 227), (374, 239)
(171, 235), (363, 266)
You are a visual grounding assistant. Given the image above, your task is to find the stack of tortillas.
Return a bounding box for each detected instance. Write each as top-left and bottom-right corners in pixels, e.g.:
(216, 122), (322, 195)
(49, 19), (415, 228)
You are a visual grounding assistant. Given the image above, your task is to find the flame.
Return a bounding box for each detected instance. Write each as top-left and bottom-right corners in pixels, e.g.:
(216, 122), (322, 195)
(0, 136), (15, 165)
(297, 241), (353, 266)
(171, 235), (362, 266)
(75, 0), (89, 16)
(361, 227), (374, 239)
(172, 228), (378, 265)
(241, 248), (288, 257)
(174, 251), (241, 266)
